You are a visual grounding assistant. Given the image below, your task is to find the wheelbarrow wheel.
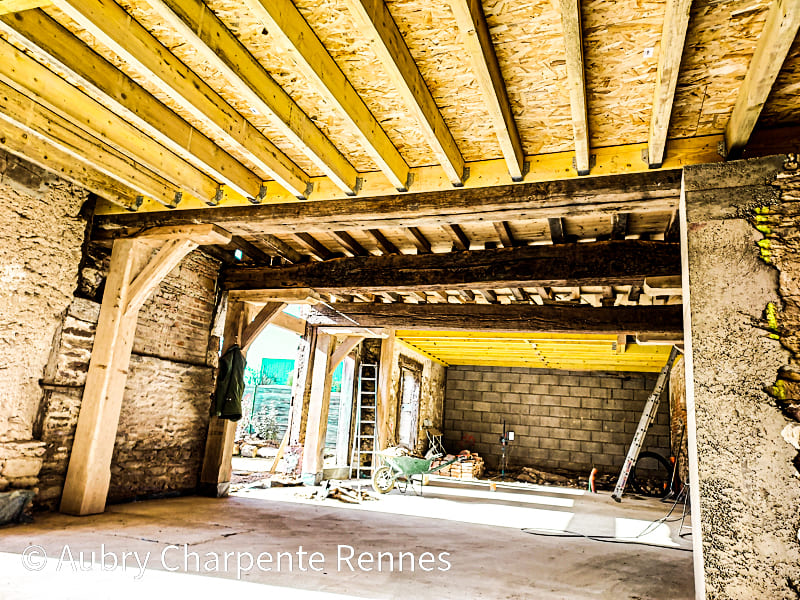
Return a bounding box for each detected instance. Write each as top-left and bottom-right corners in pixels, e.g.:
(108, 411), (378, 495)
(372, 466), (395, 494)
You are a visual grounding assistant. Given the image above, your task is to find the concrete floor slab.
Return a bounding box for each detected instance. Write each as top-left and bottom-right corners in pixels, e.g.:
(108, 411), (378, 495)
(0, 481), (694, 599)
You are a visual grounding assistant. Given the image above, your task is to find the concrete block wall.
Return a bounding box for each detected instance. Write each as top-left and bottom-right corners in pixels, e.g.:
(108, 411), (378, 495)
(443, 366), (670, 475)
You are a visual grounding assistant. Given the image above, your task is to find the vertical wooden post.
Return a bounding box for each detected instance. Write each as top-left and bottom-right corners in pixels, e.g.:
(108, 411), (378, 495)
(289, 324), (317, 445)
(60, 239), (151, 515)
(300, 332), (334, 485)
(199, 301), (244, 497)
(376, 329), (396, 451)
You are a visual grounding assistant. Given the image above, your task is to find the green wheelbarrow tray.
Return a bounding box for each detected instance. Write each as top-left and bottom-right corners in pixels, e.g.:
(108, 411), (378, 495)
(371, 449), (463, 495)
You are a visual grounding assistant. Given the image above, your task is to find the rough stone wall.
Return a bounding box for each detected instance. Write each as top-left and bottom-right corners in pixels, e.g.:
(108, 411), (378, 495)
(443, 365), (669, 474)
(35, 250), (221, 507)
(684, 157), (800, 599)
(0, 151), (89, 493)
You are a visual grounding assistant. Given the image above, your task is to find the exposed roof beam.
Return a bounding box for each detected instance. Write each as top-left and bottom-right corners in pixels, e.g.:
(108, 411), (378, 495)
(309, 302), (683, 335)
(95, 170), (683, 237)
(0, 9), (262, 200)
(240, 0), (410, 191)
(725, 0), (800, 157)
(0, 80), (175, 208)
(558, 0), (591, 175)
(367, 229), (400, 255)
(510, 288), (529, 303)
(476, 289), (497, 303)
(0, 0), (50, 15)
(458, 289), (476, 303)
(0, 37), (214, 204)
(222, 240), (680, 294)
(138, 0), (361, 195)
(0, 126), (142, 211)
(407, 227), (432, 254)
(331, 231), (369, 257)
(493, 221), (518, 248)
(258, 235), (303, 264)
(446, 0), (524, 180)
(548, 217), (566, 244)
(647, 0), (693, 168)
(442, 223), (471, 251)
(51, 0), (313, 198)
(294, 233), (334, 261)
(342, 0), (466, 185)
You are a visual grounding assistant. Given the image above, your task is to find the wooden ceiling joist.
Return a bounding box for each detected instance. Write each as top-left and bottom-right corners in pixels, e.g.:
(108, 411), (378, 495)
(647, 0), (693, 168)
(557, 0), (591, 176)
(136, 0), (361, 196)
(330, 231), (369, 257)
(240, 0), (410, 191)
(442, 223), (471, 251)
(309, 302), (683, 335)
(0, 0), (50, 15)
(0, 9), (262, 201)
(0, 126), (142, 211)
(446, 0), (524, 181)
(548, 217), (566, 244)
(493, 221), (518, 248)
(342, 0), (466, 185)
(367, 229), (400, 255)
(294, 233), (334, 261)
(222, 240), (680, 294)
(0, 37), (216, 204)
(0, 80), (174, 208)
(94, 170), (682, 237)
(51, 0), (313, 199)
(611, 213), (629, 240)
(724, 0), (800, 157)
(407, 227), (432, 254)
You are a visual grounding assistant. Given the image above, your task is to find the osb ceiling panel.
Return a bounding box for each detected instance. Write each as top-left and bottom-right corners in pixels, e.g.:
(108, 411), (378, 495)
(385, 0), (501, 163)
(396, 330), (674, 372)
(582, 0), (665, 148)
(483, 0), (574, 155)
(668, 0), (769, 139)
(760, 35), (800, 128)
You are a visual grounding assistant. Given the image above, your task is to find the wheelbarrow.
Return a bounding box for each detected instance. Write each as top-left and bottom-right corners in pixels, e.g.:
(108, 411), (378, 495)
(371, 447), (464, 495)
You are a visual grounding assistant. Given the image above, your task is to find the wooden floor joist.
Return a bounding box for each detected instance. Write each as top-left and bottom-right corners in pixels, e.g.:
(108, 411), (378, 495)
(222, 240), (680, 294)
(0, 9), (263, 201)
(51, 0), (313, 199)
(342, 0), (466, 185)
(309, 302), (683, 335)
(558, 0), (591, 175)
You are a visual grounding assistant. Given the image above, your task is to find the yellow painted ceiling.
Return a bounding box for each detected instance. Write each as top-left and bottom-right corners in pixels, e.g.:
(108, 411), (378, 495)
(395, 331), (673, 372)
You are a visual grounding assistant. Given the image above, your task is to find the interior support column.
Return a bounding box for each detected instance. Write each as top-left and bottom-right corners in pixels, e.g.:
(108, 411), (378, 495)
(300, 332), (334, 485)
(60, 234), (202, 515)
(376, 329), (396, 451)
(199, 301), (286, 496)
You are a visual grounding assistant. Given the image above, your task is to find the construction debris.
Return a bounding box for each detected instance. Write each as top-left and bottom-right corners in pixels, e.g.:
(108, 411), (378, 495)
(431, 451), (485, 479)
(314, 480), (377, 504)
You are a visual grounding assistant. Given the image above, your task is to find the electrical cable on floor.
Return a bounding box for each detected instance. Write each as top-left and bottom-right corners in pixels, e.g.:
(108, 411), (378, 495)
(521, 486), (693, 552)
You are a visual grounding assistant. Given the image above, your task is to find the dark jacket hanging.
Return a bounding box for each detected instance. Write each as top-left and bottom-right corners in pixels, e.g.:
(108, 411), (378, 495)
(212, 344), (245, 421)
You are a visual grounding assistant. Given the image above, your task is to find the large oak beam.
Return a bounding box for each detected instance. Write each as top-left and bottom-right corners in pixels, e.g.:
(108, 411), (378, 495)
(725, 0), (800, 157)
(647, 0), (693, 168)
(342, 0), (466, 185)
(309, 303), (683, 335)
(95, 170), (682, 237)
(222, 240), (679, 293)
(447, 0), (524, 180)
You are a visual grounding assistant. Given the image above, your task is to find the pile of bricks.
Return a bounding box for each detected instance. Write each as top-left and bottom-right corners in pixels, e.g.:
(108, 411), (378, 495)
(432, 453), (485, 479)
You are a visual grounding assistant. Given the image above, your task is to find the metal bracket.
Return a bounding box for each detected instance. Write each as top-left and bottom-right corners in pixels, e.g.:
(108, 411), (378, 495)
(511, 160), (530, 183)
(248, 184), (267, 205)
(452, 166), (469, 188)
(717, 139), (727, 159)
(168, 191), (182, 209)
(397, 170), (414, 193)
(572, 154), (595, 176)
(205, 186), (224, 207)
(129, 195), (144, 212)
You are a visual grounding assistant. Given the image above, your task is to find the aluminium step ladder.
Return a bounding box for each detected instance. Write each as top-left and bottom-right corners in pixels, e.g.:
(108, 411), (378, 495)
(349, 363), (378, 480)
(612, 346), (681, 502)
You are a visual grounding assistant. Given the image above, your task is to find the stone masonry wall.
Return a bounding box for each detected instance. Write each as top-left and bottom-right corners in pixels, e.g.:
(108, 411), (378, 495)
(443, 366), (670, 475)
(0, 151), (89, 494)
(35, 250), (221, 507)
